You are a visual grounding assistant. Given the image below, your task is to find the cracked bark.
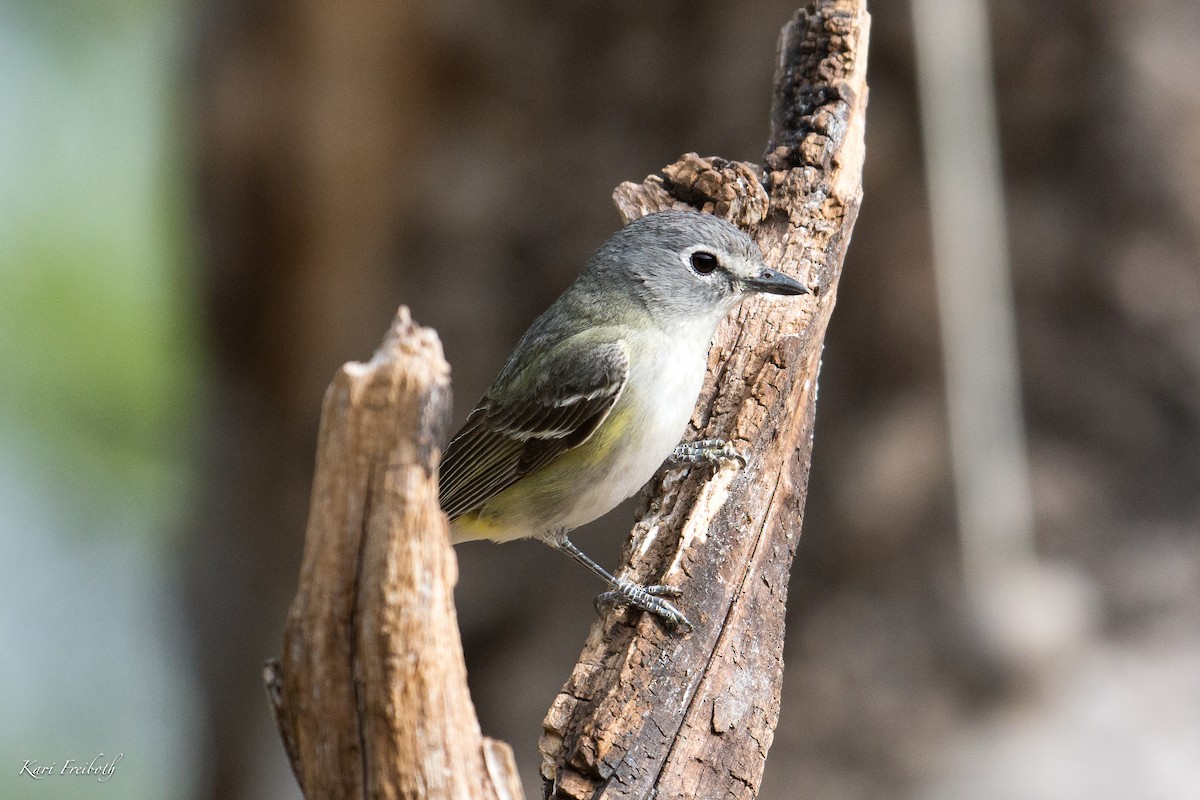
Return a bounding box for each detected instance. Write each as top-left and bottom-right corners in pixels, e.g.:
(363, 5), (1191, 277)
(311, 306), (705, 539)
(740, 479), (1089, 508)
(539, 3), (869, 798)
(266, 309), (523, 800)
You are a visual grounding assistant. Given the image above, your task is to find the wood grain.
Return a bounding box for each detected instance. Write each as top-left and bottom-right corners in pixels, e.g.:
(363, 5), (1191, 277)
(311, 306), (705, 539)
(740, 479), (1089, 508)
(268, 308), (523, 800)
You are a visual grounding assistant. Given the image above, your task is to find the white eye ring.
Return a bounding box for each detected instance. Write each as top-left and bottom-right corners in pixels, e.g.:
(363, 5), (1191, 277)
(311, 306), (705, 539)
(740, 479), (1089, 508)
(681, 246), (721, 275)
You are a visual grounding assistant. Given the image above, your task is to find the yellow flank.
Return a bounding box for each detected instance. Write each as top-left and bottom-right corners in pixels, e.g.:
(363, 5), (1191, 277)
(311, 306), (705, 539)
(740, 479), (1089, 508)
(449, 402), (637, 543)
(449, 512), (507, 543)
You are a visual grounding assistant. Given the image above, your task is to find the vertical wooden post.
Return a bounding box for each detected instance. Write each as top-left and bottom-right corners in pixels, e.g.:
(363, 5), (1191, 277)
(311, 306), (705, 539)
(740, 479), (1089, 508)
(539, 3), (869, 797)
(266, 308), (523, 800)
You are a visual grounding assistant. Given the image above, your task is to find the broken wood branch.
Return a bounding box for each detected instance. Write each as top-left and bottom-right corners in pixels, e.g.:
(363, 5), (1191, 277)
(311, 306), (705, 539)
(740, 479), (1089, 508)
(267, 309), (523, 800)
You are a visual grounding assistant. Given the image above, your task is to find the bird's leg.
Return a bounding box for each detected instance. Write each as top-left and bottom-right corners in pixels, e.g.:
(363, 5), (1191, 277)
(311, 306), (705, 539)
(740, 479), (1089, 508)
(668, 438), (746, 468)
(543, 529), (692, 632)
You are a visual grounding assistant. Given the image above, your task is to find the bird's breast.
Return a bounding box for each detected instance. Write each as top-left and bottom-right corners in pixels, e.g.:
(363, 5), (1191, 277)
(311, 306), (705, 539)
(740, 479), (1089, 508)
(556, 335), (709, 528)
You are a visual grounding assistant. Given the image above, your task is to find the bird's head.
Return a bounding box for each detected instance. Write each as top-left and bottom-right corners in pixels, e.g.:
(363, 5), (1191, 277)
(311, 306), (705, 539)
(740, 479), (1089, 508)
(586, 210), (809, 334)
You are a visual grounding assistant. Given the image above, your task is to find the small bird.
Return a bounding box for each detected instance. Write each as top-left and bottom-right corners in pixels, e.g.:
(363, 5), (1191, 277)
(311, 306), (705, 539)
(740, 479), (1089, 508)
(439, 210), (808, 630)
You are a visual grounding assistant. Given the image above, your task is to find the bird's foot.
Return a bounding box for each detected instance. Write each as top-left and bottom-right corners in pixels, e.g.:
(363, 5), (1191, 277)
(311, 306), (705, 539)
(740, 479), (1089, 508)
(596, 579), (692, 633)
(668, 438), (746, 468)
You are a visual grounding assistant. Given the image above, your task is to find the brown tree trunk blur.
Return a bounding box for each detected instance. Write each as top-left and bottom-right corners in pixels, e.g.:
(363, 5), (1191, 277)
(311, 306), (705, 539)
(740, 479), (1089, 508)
(187, 2), (433, 797)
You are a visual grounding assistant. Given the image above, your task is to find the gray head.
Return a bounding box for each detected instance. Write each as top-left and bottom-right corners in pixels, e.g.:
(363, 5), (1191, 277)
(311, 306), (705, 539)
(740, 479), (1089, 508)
(581, 211), (808, 333)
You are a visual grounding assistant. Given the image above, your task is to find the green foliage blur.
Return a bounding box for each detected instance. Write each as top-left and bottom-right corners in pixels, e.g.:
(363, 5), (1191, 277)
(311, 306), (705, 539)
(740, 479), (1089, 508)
(0, 2), (201, 798)
(0, 0), (199, 528)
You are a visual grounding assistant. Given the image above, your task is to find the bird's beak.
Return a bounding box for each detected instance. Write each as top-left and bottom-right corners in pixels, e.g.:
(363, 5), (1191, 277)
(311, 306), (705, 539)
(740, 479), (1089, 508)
(743, 268), (810, 296)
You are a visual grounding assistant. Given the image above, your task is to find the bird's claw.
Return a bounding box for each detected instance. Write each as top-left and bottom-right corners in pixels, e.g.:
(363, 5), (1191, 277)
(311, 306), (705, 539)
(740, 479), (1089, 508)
(668, 438), (746, 469)
(595, 579), (692, 633)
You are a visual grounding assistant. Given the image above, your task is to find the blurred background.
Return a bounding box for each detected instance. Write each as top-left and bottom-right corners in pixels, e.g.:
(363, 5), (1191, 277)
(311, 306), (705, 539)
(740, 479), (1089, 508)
(2, 0), (1198, 798)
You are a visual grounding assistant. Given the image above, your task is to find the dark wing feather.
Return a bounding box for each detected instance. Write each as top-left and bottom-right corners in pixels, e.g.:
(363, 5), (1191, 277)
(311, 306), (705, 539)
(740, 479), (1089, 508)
(438, 339), (629, 520)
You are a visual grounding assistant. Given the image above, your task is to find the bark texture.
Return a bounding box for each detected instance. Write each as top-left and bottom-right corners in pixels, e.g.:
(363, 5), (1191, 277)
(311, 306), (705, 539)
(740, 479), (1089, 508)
(267, 308), (523, 800)
(539, 3), (869, 798)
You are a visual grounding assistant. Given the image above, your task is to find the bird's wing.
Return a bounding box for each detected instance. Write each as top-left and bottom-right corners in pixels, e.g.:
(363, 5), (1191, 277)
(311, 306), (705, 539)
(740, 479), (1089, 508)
(438, 338), (630, 520)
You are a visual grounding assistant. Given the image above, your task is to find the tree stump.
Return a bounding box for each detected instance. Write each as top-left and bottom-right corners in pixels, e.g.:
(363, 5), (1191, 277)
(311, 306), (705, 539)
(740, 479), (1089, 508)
(266, 309), (523, 800)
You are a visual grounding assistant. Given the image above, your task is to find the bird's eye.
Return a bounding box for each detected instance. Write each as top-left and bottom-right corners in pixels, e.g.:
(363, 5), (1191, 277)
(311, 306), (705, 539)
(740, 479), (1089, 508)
(690, 251), (719, 275)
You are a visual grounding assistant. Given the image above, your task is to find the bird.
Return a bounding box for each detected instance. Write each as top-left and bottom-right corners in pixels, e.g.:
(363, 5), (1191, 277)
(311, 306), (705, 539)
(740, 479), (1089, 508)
(438, 210), (808, 630)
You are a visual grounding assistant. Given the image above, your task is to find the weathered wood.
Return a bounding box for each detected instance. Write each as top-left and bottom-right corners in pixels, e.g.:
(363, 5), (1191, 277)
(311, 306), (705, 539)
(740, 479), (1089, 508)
(539, 2), (869, 798)
(269, 308), (524, 800)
